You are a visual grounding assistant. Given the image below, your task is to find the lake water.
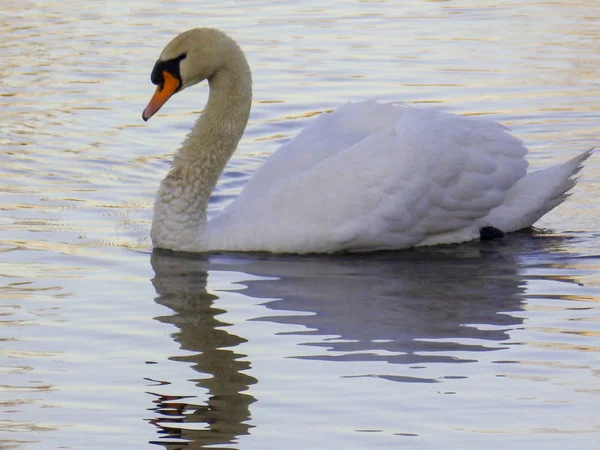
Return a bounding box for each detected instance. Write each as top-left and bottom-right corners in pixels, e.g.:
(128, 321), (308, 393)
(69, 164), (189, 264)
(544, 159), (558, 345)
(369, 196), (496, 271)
(2, 1), (600, 449)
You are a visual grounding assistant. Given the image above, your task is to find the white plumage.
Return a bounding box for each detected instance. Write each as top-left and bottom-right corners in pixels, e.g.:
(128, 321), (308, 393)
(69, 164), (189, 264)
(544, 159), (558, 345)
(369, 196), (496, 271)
(142, 28), (591, 254)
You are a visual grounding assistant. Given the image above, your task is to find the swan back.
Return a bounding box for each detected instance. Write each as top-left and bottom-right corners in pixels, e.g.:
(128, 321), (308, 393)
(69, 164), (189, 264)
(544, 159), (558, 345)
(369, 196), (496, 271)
(208, 102), (529, 252)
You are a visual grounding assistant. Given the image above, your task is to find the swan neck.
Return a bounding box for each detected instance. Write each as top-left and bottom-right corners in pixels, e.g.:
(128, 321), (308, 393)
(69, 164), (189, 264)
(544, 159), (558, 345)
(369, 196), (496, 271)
(179, 55), (252, 180)
(152, 46), (252, 252)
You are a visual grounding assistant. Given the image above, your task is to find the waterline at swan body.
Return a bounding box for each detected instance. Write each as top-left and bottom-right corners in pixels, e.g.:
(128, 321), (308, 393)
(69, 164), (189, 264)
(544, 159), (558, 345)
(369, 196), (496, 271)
(142, 28), (591, 254)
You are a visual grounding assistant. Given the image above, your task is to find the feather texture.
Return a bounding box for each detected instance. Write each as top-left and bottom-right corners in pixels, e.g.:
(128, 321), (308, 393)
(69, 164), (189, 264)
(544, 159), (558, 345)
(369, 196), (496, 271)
(208, 102), (537, 252)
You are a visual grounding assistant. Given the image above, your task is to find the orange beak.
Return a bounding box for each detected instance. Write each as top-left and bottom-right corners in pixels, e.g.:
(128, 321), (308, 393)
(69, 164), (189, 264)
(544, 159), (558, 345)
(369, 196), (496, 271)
(142, 71), (181, 121)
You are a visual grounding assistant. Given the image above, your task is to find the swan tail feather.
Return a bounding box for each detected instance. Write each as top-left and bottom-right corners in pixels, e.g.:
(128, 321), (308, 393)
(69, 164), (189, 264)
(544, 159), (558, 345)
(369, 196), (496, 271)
(485, 148), (593, 232)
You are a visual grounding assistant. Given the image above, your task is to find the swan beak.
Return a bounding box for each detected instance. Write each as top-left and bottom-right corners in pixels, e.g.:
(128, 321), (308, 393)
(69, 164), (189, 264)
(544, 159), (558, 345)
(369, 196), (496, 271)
(142, 71), (181, 121)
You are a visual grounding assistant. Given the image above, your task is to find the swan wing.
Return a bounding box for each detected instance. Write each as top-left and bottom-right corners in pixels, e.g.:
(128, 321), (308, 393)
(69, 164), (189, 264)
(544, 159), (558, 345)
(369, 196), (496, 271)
(210, 102), (528, 253)
(238, 100), (406, 196)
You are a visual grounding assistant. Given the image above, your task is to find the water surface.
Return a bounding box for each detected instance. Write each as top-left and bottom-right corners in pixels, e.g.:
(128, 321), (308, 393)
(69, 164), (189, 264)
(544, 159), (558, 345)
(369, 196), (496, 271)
(2, 1), (600, 449)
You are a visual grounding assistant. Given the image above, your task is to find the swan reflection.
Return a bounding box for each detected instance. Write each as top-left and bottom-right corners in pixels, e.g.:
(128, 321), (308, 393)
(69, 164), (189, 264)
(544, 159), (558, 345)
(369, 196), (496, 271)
(149, 253), (256, 449)
(148, 235), (572, 447)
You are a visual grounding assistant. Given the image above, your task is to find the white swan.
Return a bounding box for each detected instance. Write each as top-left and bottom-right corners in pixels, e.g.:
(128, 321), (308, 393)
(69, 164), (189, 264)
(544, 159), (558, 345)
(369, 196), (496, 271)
(142, 28), (591, 254)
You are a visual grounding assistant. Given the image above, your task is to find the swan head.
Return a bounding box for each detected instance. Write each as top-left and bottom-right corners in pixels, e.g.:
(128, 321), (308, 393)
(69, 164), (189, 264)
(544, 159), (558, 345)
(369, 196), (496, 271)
(142, 28), (238, 121)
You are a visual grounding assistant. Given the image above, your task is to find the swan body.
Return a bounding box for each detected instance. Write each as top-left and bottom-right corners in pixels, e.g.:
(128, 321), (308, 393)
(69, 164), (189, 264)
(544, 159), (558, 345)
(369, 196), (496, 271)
(143, 28), (591, 254)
